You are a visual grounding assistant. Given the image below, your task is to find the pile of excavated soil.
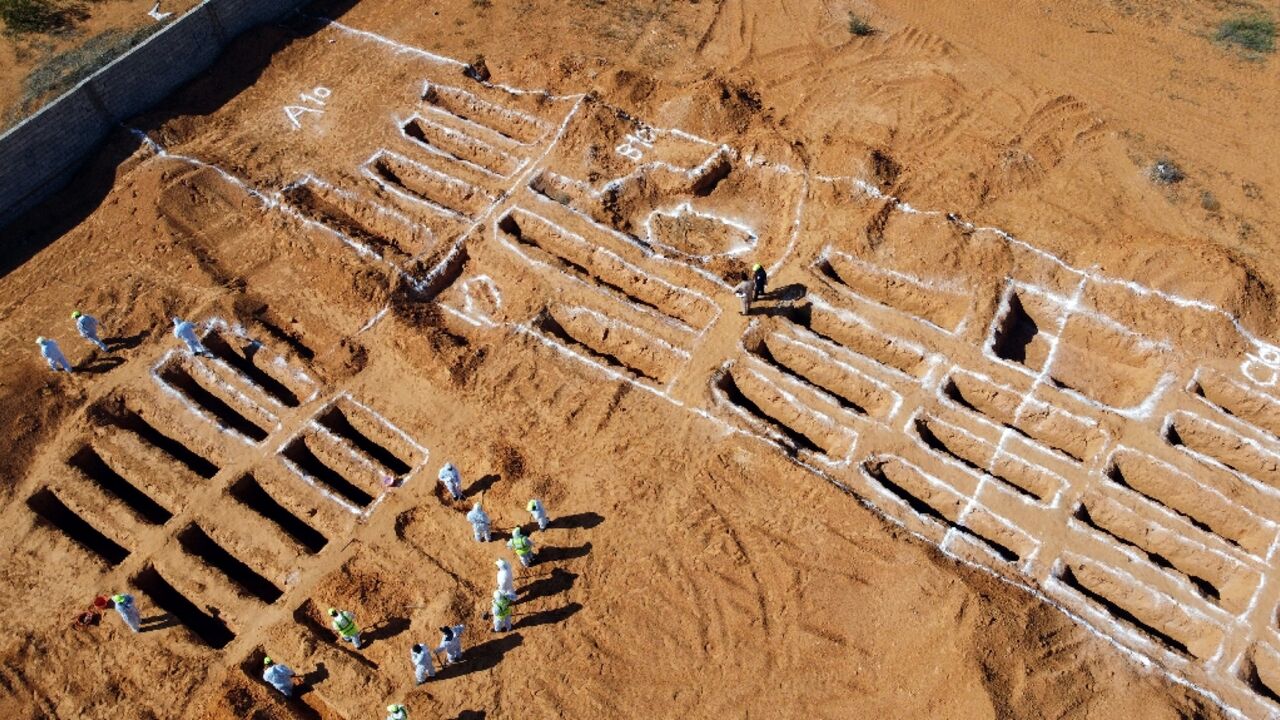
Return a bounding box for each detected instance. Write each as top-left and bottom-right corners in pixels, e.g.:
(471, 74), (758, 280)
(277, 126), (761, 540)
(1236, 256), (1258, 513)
(1, 0), (1277, 718)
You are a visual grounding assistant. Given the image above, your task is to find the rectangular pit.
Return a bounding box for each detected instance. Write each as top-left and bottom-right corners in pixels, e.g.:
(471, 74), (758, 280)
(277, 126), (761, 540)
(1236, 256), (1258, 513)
(498, 210), (716, 330)
(751, 331), (897, 419)
(1104, 450), (1274, 557)
(26, 488), (130, 566)
(176, 524), (283, 604)
(282, 178), (429, 266)
(157, 358), (273, 443)
(860, 457), (1020, 563)
(1243, 645), (1280, 707)
(942, 372), (1101, 462)
(912, 415), (1053, 502)
(251, 310), (315, 362)
(318, 396), (425, 471)
(1191, 368), (1280, 440)
(91, 403), (219, 479)
(203, 330), (306, 409)
(1055, 558), (1221, 660)
(988, 287), (1060, 371)
(796, 300), (928, 378)
(229, 475), (328, 554)
(133, 566), (235, 649)
(1072, 495), (1256, 613)
(815, 252), (968, 332)
(713, 368), (853, 461)
(422, 82), (550, 144)
(67, 446), (172, 525)
(366, 149), (493, 218)
(281, 435), (378, 510)
(531, 306), (676, 385)
(402, 114), (521, 177)
(1166, 411), (1280, 490)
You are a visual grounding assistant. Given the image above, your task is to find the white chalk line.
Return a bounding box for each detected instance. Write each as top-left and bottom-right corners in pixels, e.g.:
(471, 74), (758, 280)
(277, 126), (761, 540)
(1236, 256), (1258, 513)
(421, 80), (553, 141)
(766, 327), (904, 420)
(362, 148), (479, 221)
(396, 112), (525, 181)
(816, 247), (970, 335)
(128, 25), (1280, 715)
(149, 350), (255, 447)
(908, 410), (1064, 509)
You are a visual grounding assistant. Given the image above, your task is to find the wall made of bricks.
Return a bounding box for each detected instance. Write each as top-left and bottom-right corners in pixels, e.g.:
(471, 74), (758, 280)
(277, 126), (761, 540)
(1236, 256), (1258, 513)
(0, 0), (308, 231)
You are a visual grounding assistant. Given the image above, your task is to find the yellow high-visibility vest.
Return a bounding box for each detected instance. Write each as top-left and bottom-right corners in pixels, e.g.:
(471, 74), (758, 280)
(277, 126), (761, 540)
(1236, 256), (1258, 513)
(494, 597), (512, 619)
(510, 536), (532, 555)
(332, 612), (358, 637)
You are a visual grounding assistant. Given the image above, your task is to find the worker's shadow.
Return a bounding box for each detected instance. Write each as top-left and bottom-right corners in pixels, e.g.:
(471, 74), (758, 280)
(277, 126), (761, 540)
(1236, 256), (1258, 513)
(466, 473), (500, 498)
(364, 616), (411, 646)
(515, 601), (582, 629)
(750, 300), (810, 320)
(75, 356), (125, 374)
(105, 332), (146, 351)
(436, 633), (523, 679)
(139, 613), (180, 632)
(519, 568), (577, 602)
(453, 711), (487, 720)
(296, 662), (330, 697)
(762, 283), (807, 302)
(554, 511), (604, 530)
(537, 541), (592, 563)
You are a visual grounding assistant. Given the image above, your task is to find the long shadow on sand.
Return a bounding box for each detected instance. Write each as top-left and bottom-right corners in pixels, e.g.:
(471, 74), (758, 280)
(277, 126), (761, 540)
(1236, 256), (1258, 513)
(515, 602), (582, 629)
(435, 634), (523, 680)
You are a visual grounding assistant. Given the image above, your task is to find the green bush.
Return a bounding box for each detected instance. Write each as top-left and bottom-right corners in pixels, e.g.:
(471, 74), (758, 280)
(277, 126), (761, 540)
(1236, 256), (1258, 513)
(1215, 14), (1276, 54)
(848, 12), (874, 37)
(0, 0), (69, 34)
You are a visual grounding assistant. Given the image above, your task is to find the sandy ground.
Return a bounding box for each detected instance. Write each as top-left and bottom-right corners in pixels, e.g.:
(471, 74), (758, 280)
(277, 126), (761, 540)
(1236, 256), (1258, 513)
(1, 0), (1278, 717)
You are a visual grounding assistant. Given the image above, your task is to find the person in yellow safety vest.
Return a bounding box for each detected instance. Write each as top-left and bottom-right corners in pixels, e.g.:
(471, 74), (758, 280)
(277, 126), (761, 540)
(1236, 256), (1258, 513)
(386, 703), (409, 720)
(507, 526), (536, 568)
(491, 590), (513, 632)
(110, 593), (140, 632)
(328, 607), (361, 649)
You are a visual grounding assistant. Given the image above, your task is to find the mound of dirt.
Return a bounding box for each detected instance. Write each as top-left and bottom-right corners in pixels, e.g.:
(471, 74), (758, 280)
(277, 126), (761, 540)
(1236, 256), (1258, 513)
(1, 0), (1277, 718)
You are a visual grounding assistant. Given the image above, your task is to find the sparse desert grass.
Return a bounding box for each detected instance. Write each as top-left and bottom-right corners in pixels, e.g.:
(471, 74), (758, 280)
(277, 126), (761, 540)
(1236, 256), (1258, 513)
(0, 0), (73, 34)
(848, 12), (874, 36)
(1215, 14), (1275, 54)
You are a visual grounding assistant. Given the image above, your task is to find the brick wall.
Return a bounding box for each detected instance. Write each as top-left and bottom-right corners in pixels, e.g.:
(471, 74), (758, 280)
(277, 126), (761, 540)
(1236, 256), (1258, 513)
(0, 0), (309, 230)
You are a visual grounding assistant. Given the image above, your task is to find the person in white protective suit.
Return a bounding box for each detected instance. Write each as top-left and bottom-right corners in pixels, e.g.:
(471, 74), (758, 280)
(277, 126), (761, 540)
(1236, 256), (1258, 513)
(37, 337), (72, 372)
(410, 643), (435, 684)
(491, 590), (513, 633)
(110, 592), (140, 632)
(507, 525), (535, 568)
(437, 462), (464, 501)
(436, 624), (465, 664)
(172, 317), (209, 356)
(72, 311), (109, 351)
(262, 657), (296, 697)
(495, 559), (517, 601)
(467, 502), (491, 542)
(527, 498), (549, 531)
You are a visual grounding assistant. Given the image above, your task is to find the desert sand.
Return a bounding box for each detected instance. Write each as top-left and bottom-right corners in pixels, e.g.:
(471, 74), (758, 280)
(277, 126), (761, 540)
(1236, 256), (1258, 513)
(1, 0), (1278, 718)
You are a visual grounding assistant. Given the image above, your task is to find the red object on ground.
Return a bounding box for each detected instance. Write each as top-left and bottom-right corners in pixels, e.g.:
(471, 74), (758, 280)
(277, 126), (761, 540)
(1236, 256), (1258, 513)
(92, 595), (109, 609)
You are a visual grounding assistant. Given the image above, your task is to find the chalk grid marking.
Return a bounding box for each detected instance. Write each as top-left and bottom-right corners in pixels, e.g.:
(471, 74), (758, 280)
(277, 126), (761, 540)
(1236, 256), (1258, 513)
(118, 18), (1280, 718)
